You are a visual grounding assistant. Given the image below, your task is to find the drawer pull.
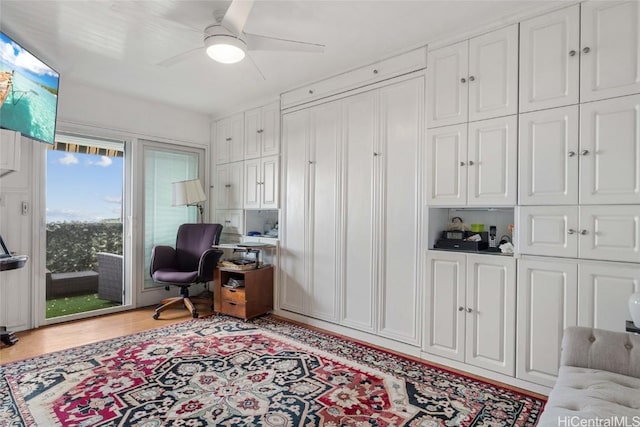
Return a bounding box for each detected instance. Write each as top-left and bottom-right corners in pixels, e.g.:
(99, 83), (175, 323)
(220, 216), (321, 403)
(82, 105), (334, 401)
(227, 302), (237, 306)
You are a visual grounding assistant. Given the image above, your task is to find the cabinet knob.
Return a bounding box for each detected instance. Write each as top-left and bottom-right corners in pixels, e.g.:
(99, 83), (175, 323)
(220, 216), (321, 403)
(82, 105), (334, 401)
(580, 229), (588, 235)
(257, 129), (264, 134)
(468, 160), (474, 166)
(568, 151), (576, 157)
(581, 149), (590, 156)
(582, 46), (591, 54)
(568, 229), (576, 235)
(225, 137), (232, 141)
(225, 184), (231, 188)
(460, 161), (465, 166)
(374, 152), (382, 156)
(469, 76), (475, 82)
(308, 89), (314, 94)
(373, 69), (379, 74)
(569, 50), (576, 57)
(308, 160), (315, 164)
(466, 307), (473, 313)
(458, 306), (464, 312)
(460, 78), (467, 84)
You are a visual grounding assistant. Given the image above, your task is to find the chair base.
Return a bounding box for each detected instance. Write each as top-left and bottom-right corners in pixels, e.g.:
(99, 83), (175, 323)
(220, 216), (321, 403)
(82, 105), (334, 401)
(153, 286), (212, 320)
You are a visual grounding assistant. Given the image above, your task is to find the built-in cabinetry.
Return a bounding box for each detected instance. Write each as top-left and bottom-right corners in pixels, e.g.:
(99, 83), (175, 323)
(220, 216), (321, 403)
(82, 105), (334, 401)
(244, 155), (279, 209)
(214, 113), (244, 165)
(214, 161), (243, 209)
(427, 25), (518, 128)
(280, 72), (424, 345)
(0, 129), (21, 176)
(244, 103), (280, 159)
(517, 257), (640, 387)
(424, 252), (516, 376)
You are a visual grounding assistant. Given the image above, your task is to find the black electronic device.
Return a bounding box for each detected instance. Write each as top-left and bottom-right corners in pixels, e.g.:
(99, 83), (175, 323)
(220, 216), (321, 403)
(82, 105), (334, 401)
(435, 230), (489, 251)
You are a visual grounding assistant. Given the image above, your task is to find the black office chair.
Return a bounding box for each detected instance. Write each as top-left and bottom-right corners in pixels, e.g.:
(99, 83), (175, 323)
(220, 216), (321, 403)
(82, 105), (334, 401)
(150, 223), (223, 319)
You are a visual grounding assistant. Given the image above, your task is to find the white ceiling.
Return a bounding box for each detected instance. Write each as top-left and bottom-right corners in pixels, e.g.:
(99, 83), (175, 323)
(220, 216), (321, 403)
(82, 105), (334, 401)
(0, 0), (563, 118)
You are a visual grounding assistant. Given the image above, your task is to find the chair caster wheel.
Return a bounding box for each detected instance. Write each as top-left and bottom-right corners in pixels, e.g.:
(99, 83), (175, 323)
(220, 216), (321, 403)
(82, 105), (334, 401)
(153, 313), (160, 320)
(192, 312), (199, 319)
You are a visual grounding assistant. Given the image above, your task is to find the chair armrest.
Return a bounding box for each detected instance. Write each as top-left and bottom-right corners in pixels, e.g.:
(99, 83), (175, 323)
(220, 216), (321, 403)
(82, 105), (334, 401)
(149, 245), (176, 277)
(561, 326), (640, 378)
(197, 249), (224, 282)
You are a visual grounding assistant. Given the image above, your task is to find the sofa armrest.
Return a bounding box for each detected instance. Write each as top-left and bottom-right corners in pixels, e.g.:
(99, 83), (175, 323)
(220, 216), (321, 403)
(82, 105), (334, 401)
(561, 326), (640, 378)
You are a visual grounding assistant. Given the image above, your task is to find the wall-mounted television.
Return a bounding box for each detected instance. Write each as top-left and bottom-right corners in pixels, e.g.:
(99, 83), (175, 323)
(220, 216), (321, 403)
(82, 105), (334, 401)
(0, 31), (59, 145)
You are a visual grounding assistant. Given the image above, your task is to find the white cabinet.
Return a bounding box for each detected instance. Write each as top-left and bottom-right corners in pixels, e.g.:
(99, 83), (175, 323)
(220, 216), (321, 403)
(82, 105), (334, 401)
(280, 101), (341, 321)
(244, 155), (279, 209)
(0, 129), (21, 174)
(214, 113), (244, 165)
(519, 5), (580, 112)
(578, 262), (640, 332)
(519, 205), (640, 262)
(244, 102), (280, 159)
(424, 252), (516, 376)
(426, 115), (517, 206)
(580, 95), (640, 205)
(580, 1), (640, 102)
(518, 106), (579, 205)
(427, 25), (518, 128)
(215, 209), (243, 235)
(517, 259), (578, 387)
(214, 161), (243, 210)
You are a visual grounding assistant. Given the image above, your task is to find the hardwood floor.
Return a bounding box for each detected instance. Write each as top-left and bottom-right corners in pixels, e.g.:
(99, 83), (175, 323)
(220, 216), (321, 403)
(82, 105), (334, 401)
(0, 306), (211, 365)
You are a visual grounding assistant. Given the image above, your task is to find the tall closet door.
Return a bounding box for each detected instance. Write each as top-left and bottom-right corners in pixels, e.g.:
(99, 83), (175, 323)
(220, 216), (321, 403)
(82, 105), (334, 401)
(342, 91), (377, 332)
(280, 110), (309, 314)
(308, 101), (342, 321)
(377, 76), (423, 345)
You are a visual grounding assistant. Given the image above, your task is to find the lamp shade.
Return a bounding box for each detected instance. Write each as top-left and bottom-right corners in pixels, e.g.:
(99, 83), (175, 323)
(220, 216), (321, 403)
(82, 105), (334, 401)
(172, 179), (206, 207)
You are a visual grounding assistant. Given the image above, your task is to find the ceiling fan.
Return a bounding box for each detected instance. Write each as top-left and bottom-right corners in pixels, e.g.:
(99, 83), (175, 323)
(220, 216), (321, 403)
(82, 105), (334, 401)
(115, 0), (325, 67)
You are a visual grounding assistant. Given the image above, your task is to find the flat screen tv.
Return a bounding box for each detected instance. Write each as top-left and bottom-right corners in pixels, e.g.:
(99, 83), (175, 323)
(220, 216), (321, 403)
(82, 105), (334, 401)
(0, 31), (59, 145)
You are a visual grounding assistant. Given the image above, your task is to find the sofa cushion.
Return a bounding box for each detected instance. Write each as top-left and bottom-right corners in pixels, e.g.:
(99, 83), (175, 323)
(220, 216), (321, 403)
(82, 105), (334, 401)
(537, 366), (640, 426)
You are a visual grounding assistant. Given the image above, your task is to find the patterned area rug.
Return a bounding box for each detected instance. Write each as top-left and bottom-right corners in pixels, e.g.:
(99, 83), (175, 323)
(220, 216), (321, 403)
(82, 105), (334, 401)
(0, 316), (544, 426)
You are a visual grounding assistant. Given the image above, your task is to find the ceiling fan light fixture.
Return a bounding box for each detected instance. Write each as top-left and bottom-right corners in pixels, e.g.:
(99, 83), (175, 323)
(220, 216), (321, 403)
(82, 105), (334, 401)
(205, 34), (246, 64)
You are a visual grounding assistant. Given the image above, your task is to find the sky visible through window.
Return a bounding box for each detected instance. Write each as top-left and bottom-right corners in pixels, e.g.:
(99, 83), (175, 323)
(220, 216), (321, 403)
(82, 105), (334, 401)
(46, 150), (123, 223)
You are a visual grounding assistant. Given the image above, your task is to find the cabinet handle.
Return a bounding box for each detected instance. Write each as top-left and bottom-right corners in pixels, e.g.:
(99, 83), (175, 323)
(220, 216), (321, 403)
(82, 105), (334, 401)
(568, 229), (576, 235)
(469, 76), (475, 82)
(460, 78), (467, 83)
(458, 306), (464, 311)
(309, 160), (315, 164)
(466, 307), (473, 313)
(257, 129), (264, 134)
(568, 151), (576, 157)
(569, 50), (576, 57)
(374, 152), (382, 156)
(580, 229), (588, 235)
(460, 161), (465, 166)
(308, 89), (314, 94)
(225, 184), (231, 188)
(228, 302), (237, 306)
(581, 149), (590, 156)
(582, 46), (591, 54)
(373, 69), (379, 74)
(225, 220), (231, 224)
(468, 160), (474, 166)
(225, 137), (232, 141)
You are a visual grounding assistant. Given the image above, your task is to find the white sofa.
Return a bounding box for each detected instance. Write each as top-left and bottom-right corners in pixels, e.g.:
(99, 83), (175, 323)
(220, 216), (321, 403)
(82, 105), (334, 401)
(537, 326), (640, 426)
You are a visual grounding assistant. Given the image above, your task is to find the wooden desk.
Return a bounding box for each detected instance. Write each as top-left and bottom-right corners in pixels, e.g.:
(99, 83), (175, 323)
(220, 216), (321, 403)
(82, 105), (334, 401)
(214, 266), (274, 320)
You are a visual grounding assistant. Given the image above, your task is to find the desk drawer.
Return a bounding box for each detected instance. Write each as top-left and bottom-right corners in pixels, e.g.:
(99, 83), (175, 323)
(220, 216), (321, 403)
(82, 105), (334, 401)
(221, 300), (247, 319)
(222, 287), (246, 303)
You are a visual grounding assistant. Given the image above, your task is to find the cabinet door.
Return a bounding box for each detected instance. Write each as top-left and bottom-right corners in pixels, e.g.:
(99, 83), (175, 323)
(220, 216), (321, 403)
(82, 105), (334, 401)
(426, 124), (467, 206)
(580, 1), (640, 102)
(262, 102), (281, 157)
(227, 161), (244, 209)
(468, 25), (518, 122)
(517, 259), (577, 387)
(342, 91), (377, 332)
(280, 110), (310, 314)
(229, 113), (245, 163)
(309, 101), (341, 321)
(578, 262), (640, 332)
(580, 95), (640, 204)
(427, 40), (468, 128)
(518, 106), (579, 205)
(468, 115), (517, 206)
(519, 5), (580, 112)
(579, 205), (640, 263)
(215, 118), (231, 165)
(260, 155), (279, 209)
(424, 252), (466, 362)
(377, 77), (423, 345)
(214, 163), (231, 209)
(244, 107), (262, 159)
(215, 209), (243, 235)
(243, 158), (261, 209)
(0, 129), (20, 172)
(518, 206), (579, 258)
(465, 255), (516, 376)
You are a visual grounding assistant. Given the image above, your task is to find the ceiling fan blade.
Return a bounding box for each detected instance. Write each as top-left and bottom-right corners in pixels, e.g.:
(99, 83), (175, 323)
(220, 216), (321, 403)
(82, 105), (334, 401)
(221, 0), (255, 36)
(245, 33), (325, 53)
(157, 47), (202, 67)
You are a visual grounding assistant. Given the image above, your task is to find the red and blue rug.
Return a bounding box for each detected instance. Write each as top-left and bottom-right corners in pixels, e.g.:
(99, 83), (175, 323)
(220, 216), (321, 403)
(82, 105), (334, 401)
(0, 316), (544, 426)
